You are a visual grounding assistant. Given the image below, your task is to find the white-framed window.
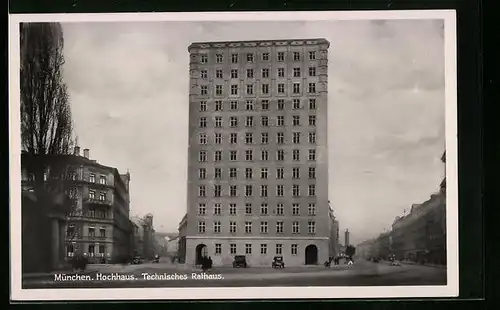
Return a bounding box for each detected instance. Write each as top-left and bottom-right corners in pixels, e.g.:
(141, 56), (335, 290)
(278, 67), (285, 77)
(293, 167), (300, 179)
(308, 220), (316, 234)
(216, 54), (223, 63)
(309, 98), (316, 110)
(231, 69), (238, 79)
(215, 100), (223, 111)
(308, 184), (316, 196)
(215, 133), (222, 144)
(245, 185), (253, 197)
(277, 52), (285, 62)
(293, 115), (301, 126)
(230, 150), (237, 161)
(245, 244), (252, 254)
(216, 69), (223, 79)
(278, 83), (285, 93)
(214, 150), (222, 162)
(293, 99), (301, 109)
(198, 185), (206, 197)
(260, 244), (268, 254)
(293, 185), (300, 197)
(260, 203), (268, 215)
(214, 203), (221, 215)
(309, 131), (316, 144)
(245, 116), (254, 127)
(230, 116), (238, 127)
(261, 116), (269, 127)
(199, 117), (207, 128)
(277, 116), (284, 126)
(276, 203), (284, 215)
(215, 244), (222, 255)
(199, 133), (207, 145)
(245, 168), (252, 180)
(291, 244), (298, 255)
(276, 244), (283, 255)
(277, 185), (284, 197)
(229, 167), (237, 179)
(292, 203), (300, 215)
(229, 203), (237, 215)
(309, 51), (316, 60)
(99, 192), (106, 201)
(260, 167), (268, 179)
(277, 149), (285, 161)
(277, 132), (284, 144)
(231, 84), (238, 95)
(262, 84), (269, 94)
(293, 67), (301, 77)
(215, 85), (223, 96)
(229, 221), (237, 233)
(293, 132), (301, 144)
(230, 244), (237, 255)
(308, 83), (316, 93)
(309, 167), (316, 179)
(245, 221), (252, 234)
(245, 132), (253, 144)
(277, 99), (285, 110)
(214, 168), (222, 179)
(215, 116), (222, 128)
(230, 132), (237, 144)
(309, 149), (317, 161)
(260, 221), (268, 234)
(276, 221), (284, 233)
(293, 149), (300, 161)
(197, 221), (206, 233)
(245, 149), (253, 161)
(245, 203), (252, 215)
(262, 68), (269, 78)
(247, 69), (254, 78)
(200, 54), (208, 63)
(247, 53), (254, 62)
(229, 185), (237, 197)
(262, 52), (269, 61)
(261, 150), (269, 161)
(99, 175), (106, 185)
(309, 115), (316, 126)
(260, 185), (268, 197)
(261, 133), (269, 144)
(89, 173), (96, 183)
(292, 221), (300, 234)
(200, 85), (208, 95)
(261, 100), (269, 110)
(293, 83), (300, 94)
(200, 70), (208, 79)
(308, 203), (316, 216)
(231, 53), (238, 64)
(89, 190), (95, 200)
(214, 184), (222, 197)
(213, 221), (221, 233)
(198, 203), (206, 215)
(309, 67), (316, 77)
(199, 151), (207, 162)
(200, 101), (207, 112)
(246, 100), (254, 111)
(293, 52), (300, 61)
(276, 167), (284, 179)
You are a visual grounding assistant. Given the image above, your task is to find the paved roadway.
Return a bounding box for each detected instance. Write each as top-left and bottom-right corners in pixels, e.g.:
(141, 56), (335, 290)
(22, 259), (446, 288)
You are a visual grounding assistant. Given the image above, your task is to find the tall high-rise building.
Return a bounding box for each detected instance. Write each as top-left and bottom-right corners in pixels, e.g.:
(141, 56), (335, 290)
(183, 39), (330, 266)
(345, 229), (350, 247)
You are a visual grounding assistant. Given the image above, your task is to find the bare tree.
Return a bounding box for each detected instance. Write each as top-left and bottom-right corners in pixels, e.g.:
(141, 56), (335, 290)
(20, 22), (75, 213)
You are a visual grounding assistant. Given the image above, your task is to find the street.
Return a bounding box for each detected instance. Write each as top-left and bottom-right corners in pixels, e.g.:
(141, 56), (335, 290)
(22, 259), (446, 288)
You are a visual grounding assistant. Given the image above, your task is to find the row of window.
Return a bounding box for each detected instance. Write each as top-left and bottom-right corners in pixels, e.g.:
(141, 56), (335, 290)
(199, 115), (316, 128)
(198, 220), (317, 235)
(67, 225), (107, 237)
(88, 189), (107, 201)
(197, 184), (317, 198)
(198, 149), (317, 162)
(198, 166), (317, 180)
(197, 202), (317, 216)
(199, 131), (316, 145)
(199, 98), (317, 111)
(199, 82), (317, 96)
(28, 172), (107, 185)
(199, 51), (317, 64)
(200, 66), (318, 80)
(67, 244), (107, 255)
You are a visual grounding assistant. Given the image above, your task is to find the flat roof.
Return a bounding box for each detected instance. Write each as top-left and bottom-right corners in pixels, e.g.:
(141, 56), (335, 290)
(188, 38), (330, 51)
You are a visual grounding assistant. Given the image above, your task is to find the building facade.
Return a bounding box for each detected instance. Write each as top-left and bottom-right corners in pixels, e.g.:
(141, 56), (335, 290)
(21, 148), (133, 264)
(183, 39), (330, 266)
(328, 205), (340, 258)
(131, 214), (157, 259)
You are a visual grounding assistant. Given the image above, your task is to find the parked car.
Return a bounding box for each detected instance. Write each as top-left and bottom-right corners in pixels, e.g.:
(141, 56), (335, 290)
(232, 255), (248, 268)
(272, 256), (285, 268)
(390, 260), (402, 266)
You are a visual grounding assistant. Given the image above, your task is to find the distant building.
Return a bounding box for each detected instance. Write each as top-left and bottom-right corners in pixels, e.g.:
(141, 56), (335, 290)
(21, 148), (133, 266)
(178, 214), (187, 263)
(344, 229), (350, 247)
(131, 214), (156, 259)
(183, 38), (331, 266)
(328, 204), (340, 257)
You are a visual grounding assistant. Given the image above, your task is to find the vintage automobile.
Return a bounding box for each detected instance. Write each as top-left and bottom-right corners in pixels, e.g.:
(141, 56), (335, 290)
(232, 255), (248, 268)
(132, 256), (143, 265)
(272, 256), (285, 268)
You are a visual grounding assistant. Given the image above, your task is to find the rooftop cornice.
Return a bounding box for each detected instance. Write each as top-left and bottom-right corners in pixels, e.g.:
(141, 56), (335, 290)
(188, 38), (330, 51)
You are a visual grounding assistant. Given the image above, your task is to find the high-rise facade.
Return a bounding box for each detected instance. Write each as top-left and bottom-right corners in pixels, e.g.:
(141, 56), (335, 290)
(184, 39), (330, 266)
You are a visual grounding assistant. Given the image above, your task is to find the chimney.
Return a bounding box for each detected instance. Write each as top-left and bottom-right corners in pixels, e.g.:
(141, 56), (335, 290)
(83, 148), (90, 159)
(74, 146), (80, 156)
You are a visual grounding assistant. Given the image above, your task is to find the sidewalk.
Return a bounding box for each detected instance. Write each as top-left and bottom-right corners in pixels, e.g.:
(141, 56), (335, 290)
(397, 260), (446, 269)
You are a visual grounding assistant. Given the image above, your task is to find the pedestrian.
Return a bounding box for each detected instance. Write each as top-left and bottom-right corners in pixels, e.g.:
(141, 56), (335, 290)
(208, 256), (213, 269)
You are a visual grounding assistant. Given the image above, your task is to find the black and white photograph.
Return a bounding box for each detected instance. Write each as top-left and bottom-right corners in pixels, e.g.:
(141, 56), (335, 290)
(9, 11), (458, 300)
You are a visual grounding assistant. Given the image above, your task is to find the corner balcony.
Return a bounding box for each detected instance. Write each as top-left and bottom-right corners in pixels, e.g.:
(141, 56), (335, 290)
(84, 197), (113, 206)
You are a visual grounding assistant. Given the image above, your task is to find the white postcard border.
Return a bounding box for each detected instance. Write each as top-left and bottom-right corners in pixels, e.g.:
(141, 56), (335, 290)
(9, 10), (458, 301)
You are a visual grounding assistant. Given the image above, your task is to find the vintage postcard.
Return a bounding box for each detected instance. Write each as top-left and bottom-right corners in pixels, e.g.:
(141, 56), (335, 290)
(9, 10), (458, 301)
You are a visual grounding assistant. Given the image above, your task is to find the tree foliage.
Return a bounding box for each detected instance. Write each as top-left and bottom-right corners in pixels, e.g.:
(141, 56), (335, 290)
(345, 245), (356, 257)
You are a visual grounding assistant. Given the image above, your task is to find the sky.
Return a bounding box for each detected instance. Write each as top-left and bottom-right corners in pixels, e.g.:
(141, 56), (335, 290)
(61, 19), (445, 245)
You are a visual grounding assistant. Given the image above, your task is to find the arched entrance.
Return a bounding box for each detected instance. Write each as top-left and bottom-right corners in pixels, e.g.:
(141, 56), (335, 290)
(195, 244), (208, 265)
(305, 245), (318, 265)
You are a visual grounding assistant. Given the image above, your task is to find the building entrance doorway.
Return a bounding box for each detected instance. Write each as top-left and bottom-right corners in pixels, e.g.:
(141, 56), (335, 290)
(195, 244), (208, 265)
(305, 244), (318, 265)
